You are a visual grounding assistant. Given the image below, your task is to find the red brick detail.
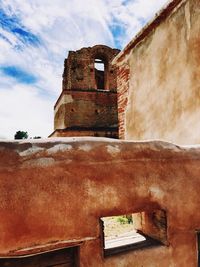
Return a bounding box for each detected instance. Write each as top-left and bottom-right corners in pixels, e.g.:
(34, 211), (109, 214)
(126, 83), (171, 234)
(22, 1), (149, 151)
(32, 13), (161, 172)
(117, 63), (130, 139)
(62, 45), (120, 91)
(69, 91), (117, 106)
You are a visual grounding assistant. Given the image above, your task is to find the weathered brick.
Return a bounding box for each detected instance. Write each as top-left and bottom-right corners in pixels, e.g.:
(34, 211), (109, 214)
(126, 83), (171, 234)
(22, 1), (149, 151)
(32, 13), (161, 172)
(50, 45), (120, 138)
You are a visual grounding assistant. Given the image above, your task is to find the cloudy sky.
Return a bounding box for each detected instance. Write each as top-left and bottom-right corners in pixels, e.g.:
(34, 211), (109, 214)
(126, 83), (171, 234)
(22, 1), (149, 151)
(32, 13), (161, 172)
(0, 0), (168, 139)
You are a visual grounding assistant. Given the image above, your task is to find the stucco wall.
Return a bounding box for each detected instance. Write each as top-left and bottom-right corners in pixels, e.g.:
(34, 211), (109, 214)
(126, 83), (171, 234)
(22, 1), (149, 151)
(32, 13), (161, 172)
(0, 137), (200, 266)
(116, 0), (200, 145)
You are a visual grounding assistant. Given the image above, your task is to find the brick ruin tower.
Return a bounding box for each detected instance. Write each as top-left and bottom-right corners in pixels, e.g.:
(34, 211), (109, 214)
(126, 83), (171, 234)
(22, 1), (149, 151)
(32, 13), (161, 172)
(50, 45), (120, 138)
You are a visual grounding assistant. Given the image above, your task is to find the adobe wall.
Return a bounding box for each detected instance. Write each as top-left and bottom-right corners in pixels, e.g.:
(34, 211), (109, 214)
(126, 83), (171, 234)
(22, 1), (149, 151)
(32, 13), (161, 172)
(115, 0), (200, 144)
(0, 137), (200, 266)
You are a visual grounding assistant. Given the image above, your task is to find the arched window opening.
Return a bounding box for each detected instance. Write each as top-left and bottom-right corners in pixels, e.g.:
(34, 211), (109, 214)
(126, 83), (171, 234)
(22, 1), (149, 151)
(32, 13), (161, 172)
(95, 58), (105, 90)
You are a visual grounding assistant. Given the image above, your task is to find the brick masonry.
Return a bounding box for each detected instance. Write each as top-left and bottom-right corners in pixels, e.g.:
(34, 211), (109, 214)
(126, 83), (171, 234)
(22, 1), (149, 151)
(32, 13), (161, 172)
(116, 62), (130, 139)
(50, 45), (120, 138)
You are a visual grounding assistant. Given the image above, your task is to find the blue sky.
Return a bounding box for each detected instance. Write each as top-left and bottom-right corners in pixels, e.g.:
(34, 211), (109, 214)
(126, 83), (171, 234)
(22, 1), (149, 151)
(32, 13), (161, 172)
(0, 0), (167, 139)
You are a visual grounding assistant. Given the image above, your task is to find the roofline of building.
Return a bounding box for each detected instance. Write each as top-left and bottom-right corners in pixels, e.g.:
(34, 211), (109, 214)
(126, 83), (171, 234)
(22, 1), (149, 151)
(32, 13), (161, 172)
(112, 0), (185, 65)
(49, 126), (119, 137)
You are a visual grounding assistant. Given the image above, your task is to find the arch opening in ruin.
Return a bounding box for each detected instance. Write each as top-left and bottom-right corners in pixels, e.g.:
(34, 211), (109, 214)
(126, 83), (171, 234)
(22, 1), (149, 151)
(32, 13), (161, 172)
(94, 57), (106, 90)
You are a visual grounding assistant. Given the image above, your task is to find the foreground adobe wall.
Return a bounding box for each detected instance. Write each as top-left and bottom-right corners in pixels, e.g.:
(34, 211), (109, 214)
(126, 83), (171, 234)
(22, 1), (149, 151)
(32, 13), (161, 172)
(0, 137), (200, 266)
(115, 0), (200, 144)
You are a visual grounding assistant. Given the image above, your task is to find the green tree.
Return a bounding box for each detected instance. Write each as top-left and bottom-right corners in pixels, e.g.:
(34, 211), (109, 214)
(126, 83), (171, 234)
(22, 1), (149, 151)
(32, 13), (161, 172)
(14, 131), (28, 140)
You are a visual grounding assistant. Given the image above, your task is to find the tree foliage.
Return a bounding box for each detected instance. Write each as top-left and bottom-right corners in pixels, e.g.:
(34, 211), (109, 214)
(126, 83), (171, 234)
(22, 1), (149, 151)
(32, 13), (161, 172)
(14, 131), (28, 140)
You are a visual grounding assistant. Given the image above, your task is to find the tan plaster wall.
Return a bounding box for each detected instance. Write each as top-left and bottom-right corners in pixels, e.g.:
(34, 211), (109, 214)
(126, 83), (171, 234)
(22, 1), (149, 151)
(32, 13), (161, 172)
(0, 138), (200, 266)
(121, 0), (200, 145)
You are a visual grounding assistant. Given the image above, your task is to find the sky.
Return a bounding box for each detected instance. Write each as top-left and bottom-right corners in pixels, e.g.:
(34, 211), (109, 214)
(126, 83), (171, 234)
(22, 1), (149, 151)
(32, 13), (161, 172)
(0, 0), (168, 139)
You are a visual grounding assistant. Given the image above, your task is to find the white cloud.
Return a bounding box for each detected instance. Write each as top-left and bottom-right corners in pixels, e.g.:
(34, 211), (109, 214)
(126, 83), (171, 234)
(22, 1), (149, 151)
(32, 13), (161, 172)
(0, 0), (168, 139)
(0, 28), (18, 45)
(107, 0), (168, 47)
(0, 81), (54, 139)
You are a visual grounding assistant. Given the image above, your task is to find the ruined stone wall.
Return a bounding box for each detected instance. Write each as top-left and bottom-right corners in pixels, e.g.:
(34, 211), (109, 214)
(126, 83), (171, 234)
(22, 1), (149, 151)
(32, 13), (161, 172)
(52, 45), (120, 138)
(115, 0), (200, 144)
(63, 45), (119, 91)
(50, 128), (118, 138)
(0, 138), (200, 267)
(53, 91), (118, 131)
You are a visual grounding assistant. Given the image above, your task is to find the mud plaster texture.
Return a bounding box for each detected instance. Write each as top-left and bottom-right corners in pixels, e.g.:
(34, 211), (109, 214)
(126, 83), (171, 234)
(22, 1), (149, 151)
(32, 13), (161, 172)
(114, 0), (200, 145)
(0, 137), (200, 266)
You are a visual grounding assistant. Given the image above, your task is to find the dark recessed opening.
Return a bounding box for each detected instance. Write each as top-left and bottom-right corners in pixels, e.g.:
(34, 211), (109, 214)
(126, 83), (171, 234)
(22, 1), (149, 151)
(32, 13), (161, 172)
(95, 58), (105, 90)
(197, 232), (200, 267)
(100, 209), (167, 257)
(0, 246), (79, 267)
